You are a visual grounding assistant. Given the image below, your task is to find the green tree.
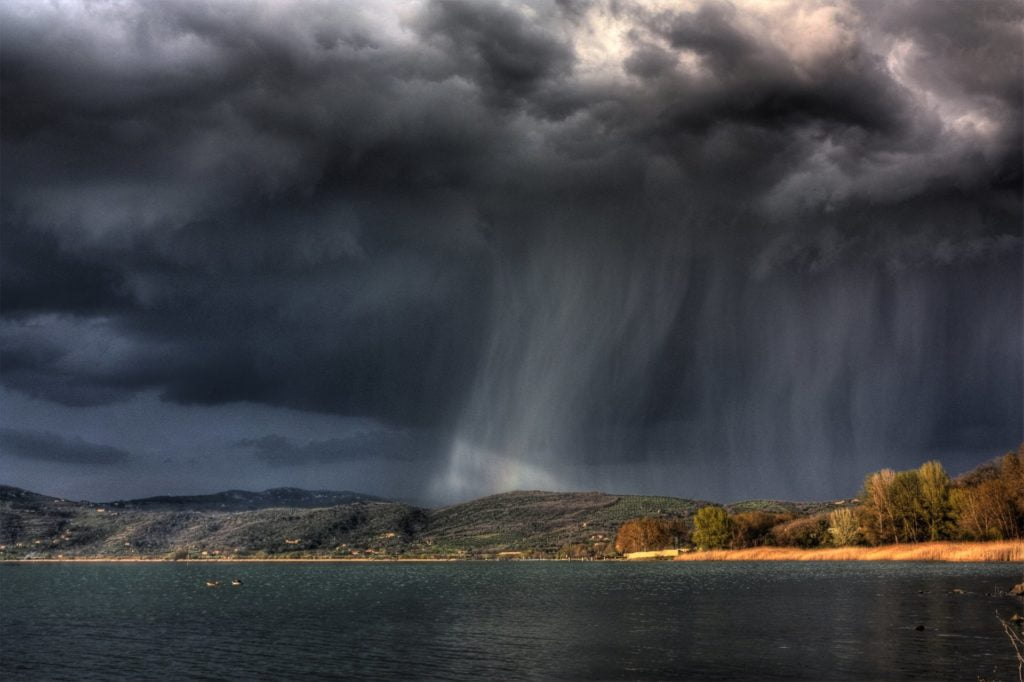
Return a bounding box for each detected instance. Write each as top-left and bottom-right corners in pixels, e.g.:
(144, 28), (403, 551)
(692, 506), (732, 549)
(860, 467), (930, 543)
(889, 469), (925, 542)
(827, 508), (859, 546)
(917, 460), (951, 541)
(950, 486), (995, 540)
(860, 468), (898, 544)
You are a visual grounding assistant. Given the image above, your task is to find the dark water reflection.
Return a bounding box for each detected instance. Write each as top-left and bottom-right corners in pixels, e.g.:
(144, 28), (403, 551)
(2, 561), (1022, 680)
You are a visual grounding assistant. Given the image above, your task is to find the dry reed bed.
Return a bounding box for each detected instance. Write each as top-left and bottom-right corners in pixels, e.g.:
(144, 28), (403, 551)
(675, 541), (1024, 562)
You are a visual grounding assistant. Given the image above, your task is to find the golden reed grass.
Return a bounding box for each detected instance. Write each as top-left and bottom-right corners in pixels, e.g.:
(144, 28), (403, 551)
(675, 541), (1024, 562)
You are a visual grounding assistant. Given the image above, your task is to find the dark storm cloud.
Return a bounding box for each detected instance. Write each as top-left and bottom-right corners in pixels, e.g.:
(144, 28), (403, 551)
(650, 2), (908, 136)
(1, 0), (1020, 500)
(235, 430), (438, 467)
(0, 428), (132, 465)
(417, 0), (576, 108)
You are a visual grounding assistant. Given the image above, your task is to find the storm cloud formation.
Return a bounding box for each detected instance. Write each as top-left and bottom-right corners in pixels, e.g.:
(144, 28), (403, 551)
(1, 0), (1021, 502)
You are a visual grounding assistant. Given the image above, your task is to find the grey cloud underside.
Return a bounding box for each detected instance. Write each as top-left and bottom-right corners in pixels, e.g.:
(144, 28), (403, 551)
(0, 428), (132, 465)
(235, 432), (439, 467)
(1, 0), (1021, 498)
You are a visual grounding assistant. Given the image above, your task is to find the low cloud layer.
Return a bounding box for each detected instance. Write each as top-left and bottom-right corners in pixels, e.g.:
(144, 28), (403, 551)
(1, 0), (1020, 502)
(236, 431), (435, 467)
(0, 428), (132, 466)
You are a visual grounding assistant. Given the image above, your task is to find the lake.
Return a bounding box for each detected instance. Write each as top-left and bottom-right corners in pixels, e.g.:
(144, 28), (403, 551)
(2, 561), (1022, 680)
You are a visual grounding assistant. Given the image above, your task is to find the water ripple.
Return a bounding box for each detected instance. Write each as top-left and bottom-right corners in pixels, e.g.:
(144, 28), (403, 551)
(2, 562), (1021, 681)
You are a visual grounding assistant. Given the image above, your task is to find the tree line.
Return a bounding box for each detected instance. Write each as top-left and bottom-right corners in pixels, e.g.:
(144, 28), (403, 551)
(614, 446), (1024, 553)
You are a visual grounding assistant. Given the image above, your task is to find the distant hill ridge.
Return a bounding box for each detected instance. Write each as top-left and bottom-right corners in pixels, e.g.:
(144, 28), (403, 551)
(108, 487), (386, 511)
(0, 485), (384, 510)
(0, 484), (846, 559)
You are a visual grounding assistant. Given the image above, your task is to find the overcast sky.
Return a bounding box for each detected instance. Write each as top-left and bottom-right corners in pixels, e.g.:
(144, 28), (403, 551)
(1, 0), (1021, 506)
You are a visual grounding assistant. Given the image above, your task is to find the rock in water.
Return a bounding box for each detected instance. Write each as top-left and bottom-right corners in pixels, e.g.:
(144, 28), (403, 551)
(1011, 583), (1024, 596)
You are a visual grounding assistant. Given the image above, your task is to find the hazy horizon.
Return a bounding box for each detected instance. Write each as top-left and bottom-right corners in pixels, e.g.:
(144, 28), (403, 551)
(1, 432), (1013, 510)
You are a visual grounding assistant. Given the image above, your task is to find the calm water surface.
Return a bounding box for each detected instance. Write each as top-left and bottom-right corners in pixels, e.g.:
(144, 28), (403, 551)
(2, 562), (1022, 680)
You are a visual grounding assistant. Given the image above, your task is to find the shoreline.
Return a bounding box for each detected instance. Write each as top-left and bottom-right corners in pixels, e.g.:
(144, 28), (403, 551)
(0, 557), (461, 564)
(3, 541), (1023, 563)
(675, 540), (1024, 562)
